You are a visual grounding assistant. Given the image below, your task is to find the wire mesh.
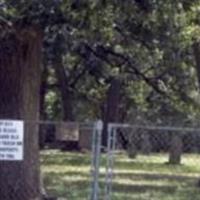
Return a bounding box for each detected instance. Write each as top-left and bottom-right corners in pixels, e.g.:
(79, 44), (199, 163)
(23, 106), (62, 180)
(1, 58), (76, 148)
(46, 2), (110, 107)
(2, 120), (200, 200)
(0, 120), (103, 200)
(39, 121), (103, 200)
(104, 123), (200, 200)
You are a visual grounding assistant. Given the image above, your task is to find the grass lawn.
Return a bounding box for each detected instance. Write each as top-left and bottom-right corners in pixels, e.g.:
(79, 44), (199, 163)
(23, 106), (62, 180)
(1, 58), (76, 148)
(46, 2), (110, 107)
(41, 150), (200, 200)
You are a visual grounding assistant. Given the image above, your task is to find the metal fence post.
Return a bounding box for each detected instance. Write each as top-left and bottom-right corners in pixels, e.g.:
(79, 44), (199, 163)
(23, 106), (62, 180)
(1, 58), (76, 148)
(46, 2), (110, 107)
(104, 124), (117, 200)
(90, 120), (103, 200)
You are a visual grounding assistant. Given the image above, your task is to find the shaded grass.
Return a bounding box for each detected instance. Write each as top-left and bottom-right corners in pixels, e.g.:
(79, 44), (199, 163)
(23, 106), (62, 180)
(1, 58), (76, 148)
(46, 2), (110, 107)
(41, 150), (200, 200)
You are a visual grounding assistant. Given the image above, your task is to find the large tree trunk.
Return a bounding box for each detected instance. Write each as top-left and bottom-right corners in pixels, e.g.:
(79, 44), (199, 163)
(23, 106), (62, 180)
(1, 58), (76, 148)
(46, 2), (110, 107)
(39, 64), (48, 149)
(0, 26), (42, 200)
(54, 57), (74, 121)
(102, 78), (121, 147)
(193, 42), (200, 88)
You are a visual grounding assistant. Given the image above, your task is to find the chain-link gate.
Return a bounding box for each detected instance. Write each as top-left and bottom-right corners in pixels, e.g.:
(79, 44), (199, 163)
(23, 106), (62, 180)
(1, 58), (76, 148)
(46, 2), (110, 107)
(104, 123), (200, 200)
(4, 120), (200, 200)
(39, 120), (103, 200)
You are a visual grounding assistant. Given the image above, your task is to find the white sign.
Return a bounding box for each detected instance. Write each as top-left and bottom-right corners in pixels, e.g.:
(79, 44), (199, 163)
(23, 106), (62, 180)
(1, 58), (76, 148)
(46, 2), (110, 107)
(96, 120), (103, 131)
(0, 120), (24, 161)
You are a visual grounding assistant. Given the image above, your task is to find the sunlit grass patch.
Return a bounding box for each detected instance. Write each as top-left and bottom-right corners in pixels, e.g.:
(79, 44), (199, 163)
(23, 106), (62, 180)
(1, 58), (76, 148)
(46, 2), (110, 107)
(41, 150), (200, 200)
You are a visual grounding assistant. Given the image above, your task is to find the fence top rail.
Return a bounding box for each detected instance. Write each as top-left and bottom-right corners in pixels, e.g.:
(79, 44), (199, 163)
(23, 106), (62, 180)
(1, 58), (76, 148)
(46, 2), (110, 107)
(108, 123), (200, 133)
(1, 119), (200, 132)
(0, 119), (97, 129)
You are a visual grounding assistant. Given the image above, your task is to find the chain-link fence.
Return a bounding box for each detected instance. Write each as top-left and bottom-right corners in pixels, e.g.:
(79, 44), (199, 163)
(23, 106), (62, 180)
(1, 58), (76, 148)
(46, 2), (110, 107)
(39, 120), (103, 200)
(104, 123), (200, 200)
(0, 120), (103, 200)
(2, 120), (200, 200)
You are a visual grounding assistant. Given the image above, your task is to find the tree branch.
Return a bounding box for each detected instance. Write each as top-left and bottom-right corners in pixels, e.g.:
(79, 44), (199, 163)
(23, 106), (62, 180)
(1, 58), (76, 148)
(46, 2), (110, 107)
(88, 44), (169, 97)
(0, 17), (10, 25)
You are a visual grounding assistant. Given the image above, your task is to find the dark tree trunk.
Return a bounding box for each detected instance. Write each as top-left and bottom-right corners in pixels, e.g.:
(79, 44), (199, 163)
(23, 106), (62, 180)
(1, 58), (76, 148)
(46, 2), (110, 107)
(54, 57), (74, 121)
(102, 78), (121, 147)
(192, 41), (200, 185)
(193, 42), (200, 88)
(169, 134), (182, 165)
(39, 64), (48, 149)
(141, 132), (152, 155)
(127, 129), (138, 159)
(0, 27), (42, 200)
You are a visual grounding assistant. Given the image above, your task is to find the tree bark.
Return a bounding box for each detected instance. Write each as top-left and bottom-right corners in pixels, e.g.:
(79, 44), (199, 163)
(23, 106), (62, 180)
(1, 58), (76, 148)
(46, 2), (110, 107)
(193, 42), (200, 88)
(39, 64), (48, 149)
(141, 132), (152, 155)
(102, 78), (121, 147)
(169, 134), (182, 165)
(54, 57), (74, 121)
(0, 26), (42, 200)
(127, 129), (138, 159)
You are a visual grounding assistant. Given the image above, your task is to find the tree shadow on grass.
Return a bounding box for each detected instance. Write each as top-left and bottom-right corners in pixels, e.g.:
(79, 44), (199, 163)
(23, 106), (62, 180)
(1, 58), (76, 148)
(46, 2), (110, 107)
(114, 171), (199, 182)
(45, 179), (177, 199)
(45, 179), (91, 200)
(112, 182), (177, 193)
(41, 153), (91, 166)
(43, 171), (200, 200)
(115, 160), (200, 173)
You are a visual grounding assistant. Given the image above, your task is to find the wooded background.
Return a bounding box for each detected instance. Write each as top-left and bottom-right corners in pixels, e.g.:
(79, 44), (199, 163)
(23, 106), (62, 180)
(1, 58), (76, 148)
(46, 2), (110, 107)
(1, 1), (200, 199)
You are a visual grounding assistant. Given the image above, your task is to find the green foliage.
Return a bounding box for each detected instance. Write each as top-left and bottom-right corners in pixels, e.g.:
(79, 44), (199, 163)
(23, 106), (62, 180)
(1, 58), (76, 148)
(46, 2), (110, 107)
(2, 0), (200, 123)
